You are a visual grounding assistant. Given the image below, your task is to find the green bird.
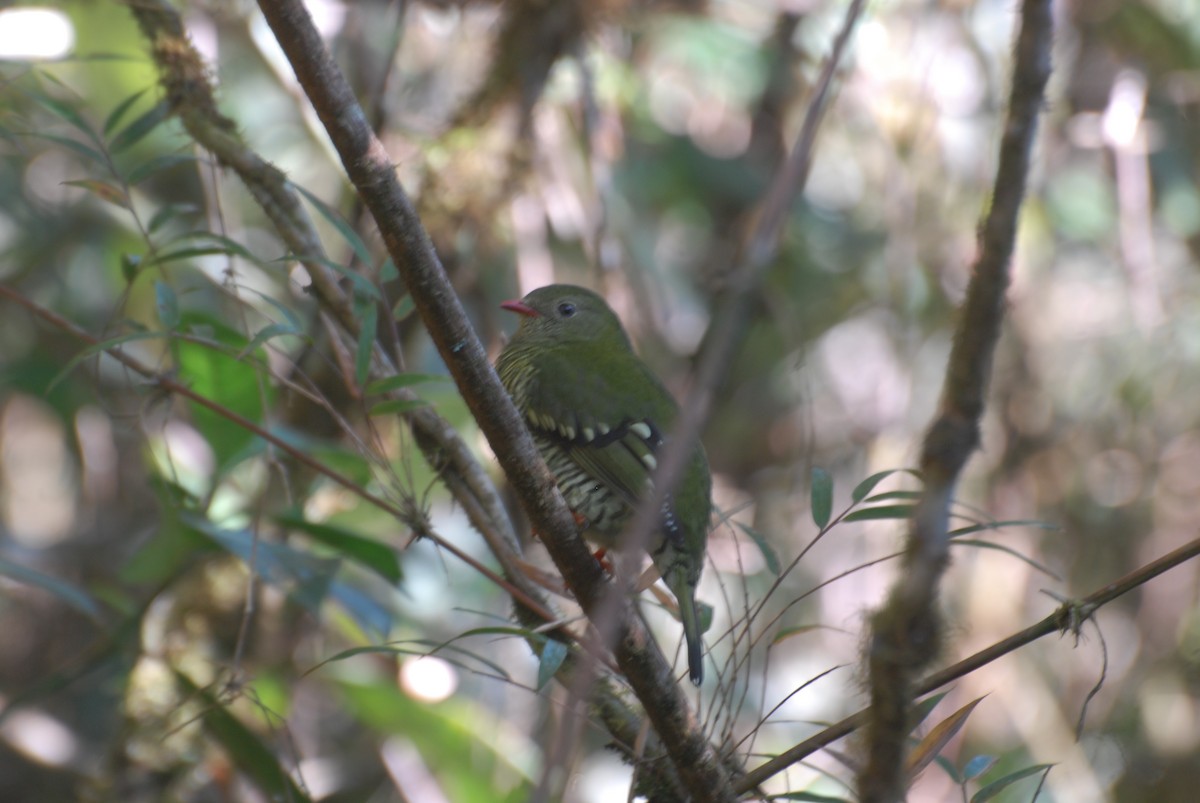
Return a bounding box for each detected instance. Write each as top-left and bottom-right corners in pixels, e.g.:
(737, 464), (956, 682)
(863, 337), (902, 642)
(496, 284), (711, 685)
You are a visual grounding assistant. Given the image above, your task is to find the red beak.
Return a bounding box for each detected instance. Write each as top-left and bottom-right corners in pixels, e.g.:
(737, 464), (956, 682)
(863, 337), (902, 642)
(500, 299), (540, 317)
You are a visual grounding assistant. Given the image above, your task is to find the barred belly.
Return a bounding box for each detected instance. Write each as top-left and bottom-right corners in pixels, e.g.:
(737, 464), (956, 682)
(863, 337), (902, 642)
(536, 435), (630, 545)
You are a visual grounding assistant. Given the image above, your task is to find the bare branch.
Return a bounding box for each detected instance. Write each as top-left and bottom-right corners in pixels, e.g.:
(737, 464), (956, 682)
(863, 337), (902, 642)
(857, 1), (1055, 799)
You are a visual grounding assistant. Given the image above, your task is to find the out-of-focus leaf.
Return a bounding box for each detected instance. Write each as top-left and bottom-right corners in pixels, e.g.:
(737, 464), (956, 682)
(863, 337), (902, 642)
(147, 202), (200, 234)
(48, 330), (168, 392)
(767, 793), (851, 802)
(370, 398), (431, 417)
(109, 99), (170, 152)
(770, 624), (835, 646)
(842, 504), (915, 523)
(365, 373), (450, 395)
(392, 294), (415, 321)
(962, 754), (997, 782)
(0, 557), (101, 619)
(173, 672), (312, 803)
(127, 153), (197, 185)
(949, 539), (1060, 579)
(863, 490), (922, 504)
(907, 697), (984, 777)
(337, 679), (536, 801)
(811, 466), (833, 528)
(31, 92), (101, 145)
(910, 692), (949, 730)
(238, 321), (300, 359)
(25, 131), (106, 164)
(736, 521), (781, 575)
(948, 519), (1059, 537)
(103, 88), (149, 136)
(294, 182), (373, 266)
(537, 639), (568, 689)
(176, 312), (271, 470)
(355, 300), (377, 387)
(275, 512), (402, 585)
(155, 280), (180, 329)
(972, 764), (1055, 802)
(186, 515), (339, 613)
(851, 469), (911, 503)
(63, 179), (127, 208)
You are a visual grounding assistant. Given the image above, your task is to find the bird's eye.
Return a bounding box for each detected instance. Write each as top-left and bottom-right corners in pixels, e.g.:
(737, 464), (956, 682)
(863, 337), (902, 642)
(557, 302), (576, 318)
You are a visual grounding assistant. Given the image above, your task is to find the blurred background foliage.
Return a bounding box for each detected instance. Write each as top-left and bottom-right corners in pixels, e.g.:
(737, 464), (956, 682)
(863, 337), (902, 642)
(0, 0), (1198, 801)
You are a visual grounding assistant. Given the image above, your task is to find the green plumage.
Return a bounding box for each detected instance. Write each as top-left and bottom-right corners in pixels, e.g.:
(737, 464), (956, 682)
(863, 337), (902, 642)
(496, 284), (711, 685)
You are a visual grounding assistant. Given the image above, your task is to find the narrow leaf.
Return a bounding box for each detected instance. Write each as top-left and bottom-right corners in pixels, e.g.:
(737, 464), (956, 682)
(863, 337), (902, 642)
(907, 697), (985, 777)
(962, 754), (997, 781)
(275, 512), (402, 585)
(851, 469), (904, 503)
(842, 504), (916, 523)
(24, 131), (106, 164)
(370, 398), (431, 417)
(127, 153), (197, 185)
(62, 179), (128, 208)
(48, 331), (168, 391)
(238, 322), (300, 359)
(811, 466), (833, 528)
(110, 100), (171, 152)
(392, 294), (415, 321)
(735, 521), (781, 575)
(537, 640), (568, 689)
(355, 301), (377, 387)
(972, 765), (1055, 802)
(293, 182), (373, 266)
(0, 557), (101, 619)
(155, 280), (180, 329)
(103, 88), (149, 135)
(950, 539), (1059, 579)
(365, 373), (450, 395)
(173, 672), (312, 803)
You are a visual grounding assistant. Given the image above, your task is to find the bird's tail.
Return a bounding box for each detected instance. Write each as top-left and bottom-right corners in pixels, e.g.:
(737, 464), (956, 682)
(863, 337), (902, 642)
(669, 572), (704, 686)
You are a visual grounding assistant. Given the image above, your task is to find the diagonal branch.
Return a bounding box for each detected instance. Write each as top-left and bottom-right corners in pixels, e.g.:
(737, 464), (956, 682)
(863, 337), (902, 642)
(251, 0), (735, 798)
(857, 1), (1054, 799)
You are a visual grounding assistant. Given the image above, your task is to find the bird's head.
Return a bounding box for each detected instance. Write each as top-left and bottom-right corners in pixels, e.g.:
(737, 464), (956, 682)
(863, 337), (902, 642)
(501, 284), (632, 349)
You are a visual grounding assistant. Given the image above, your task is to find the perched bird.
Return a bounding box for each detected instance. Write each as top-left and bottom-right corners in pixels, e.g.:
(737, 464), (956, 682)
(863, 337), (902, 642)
(496, 284), (711, 685)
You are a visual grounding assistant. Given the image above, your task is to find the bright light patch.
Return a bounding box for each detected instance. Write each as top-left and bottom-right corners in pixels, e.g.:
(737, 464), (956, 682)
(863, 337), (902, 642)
(399, 656), (458, 703)
(0, 8), (75, 60)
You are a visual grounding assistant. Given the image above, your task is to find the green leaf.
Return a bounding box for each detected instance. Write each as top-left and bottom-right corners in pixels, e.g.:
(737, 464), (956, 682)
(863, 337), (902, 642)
(842, 504), (916, 523)
(972, 764), (1055, 802)
(365, 373), (450, 395)
(103, 88), (149, 136)
(0, 557), (101, 619)
(238, 322), (300, 359)
(537, 640), (568, 689)
(296, 254), (382, 302)
(275, 512), (402, 585)
(392, 294), (415, 321)
(155, 280), (180, 329)
(355, 301), (377, 387)
(32, 92), (101, 145)
(962, 754), (996, 781)
(370, 398), (431, 417)
(770, 624), (833, 646)
(949, 539), (1059, 579)
(62, 179), (128, 208)
(294, 182), (373, 266)
(187, 515), (340, 614)
(173, 672), (313, 803)
(126, 153), (197, 186)
(23, 131), (106, 164)
(735, 521), (781, 575)
(147, 202), (200, 234)
(110, 99), (171, 152)
(766, 793), (851, 802)
(863, 490), (922, 504)
(851, 469), (907, 503)
(948, 519), (1059, 538)
(48, 330), (169, 392)
(175, 314), (271, 470)
(811, 466), (833, 528)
